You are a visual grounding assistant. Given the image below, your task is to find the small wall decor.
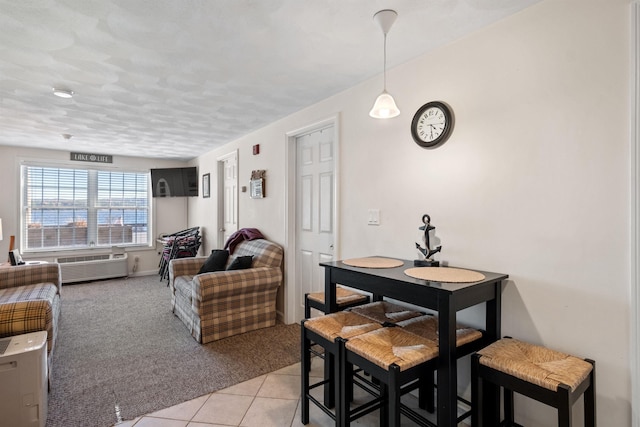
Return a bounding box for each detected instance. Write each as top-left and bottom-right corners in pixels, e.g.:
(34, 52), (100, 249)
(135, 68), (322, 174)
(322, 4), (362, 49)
(414, 213), (442, 266)
(202, 173), (210, 198)
(250, 170), (266, 199)
(70, 151), (113, 163)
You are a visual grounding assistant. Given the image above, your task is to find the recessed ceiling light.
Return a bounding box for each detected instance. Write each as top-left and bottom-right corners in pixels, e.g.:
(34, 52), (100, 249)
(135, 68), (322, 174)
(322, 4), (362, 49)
(52, 88), (74, 98)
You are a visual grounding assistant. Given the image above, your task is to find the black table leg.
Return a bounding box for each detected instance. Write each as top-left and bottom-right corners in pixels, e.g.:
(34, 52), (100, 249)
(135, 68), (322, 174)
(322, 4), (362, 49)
(436, 297), (457, 427)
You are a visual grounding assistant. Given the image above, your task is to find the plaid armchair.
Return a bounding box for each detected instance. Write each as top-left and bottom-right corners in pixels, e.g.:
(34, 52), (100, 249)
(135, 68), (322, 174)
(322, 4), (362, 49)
(169, 239), (283, 343)
(0, 263), (62, 380)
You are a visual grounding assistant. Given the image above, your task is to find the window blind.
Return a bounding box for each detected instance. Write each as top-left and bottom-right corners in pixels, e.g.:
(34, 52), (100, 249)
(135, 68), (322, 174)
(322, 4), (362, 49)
(21, 165), (151, 251)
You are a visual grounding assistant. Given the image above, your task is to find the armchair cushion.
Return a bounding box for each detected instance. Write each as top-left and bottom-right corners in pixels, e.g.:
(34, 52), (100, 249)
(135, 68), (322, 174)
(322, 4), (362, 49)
(198, 249), (229, 274)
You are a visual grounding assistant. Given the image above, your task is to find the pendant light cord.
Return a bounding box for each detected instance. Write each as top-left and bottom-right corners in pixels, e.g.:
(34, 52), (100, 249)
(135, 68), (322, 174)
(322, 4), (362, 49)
(383, 33), (388, 92)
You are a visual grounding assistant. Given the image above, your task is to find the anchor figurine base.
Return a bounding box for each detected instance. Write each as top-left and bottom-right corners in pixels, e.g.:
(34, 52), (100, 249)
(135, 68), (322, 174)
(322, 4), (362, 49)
(414, 259), (440, 267)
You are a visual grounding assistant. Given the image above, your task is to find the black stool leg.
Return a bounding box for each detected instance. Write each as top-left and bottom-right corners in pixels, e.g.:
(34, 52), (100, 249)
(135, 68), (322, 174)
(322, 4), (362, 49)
(337, 338), (349, 427)
(301, 320), (310, 424)
(380, 382), (389, 427)
(304, 294), (312, 319)
(504, 388), (515, 425)
(585, 359), (596, 427)
(558, 384), (572, 427)
(389, 364), (401, 427)
(418, 370), (435, 413)
(471, 353), (482, 427)
(324, 352), (335, 408)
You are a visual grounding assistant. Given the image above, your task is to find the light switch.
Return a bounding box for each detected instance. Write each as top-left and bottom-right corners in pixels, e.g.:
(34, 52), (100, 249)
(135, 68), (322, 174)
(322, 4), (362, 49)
(368, 209), (380, 225)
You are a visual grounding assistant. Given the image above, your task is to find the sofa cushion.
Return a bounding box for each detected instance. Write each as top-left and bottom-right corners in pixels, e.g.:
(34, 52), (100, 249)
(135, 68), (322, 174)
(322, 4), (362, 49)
(227, 255), (253, 271)
(198, 249), (229, 275)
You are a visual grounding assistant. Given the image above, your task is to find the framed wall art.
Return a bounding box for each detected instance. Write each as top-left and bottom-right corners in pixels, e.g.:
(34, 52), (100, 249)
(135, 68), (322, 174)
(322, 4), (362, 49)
(202, 173), (210, 198)
(250, 170), (265, 199)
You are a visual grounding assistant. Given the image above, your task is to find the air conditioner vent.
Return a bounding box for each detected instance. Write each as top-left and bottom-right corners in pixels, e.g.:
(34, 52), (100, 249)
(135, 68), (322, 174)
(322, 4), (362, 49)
(55, 253), (128, 284)
(57, 254), (111, 263)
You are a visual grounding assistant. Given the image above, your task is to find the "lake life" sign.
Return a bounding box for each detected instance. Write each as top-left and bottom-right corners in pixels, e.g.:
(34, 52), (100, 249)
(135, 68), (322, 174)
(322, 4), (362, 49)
(70, 152), (113, 163)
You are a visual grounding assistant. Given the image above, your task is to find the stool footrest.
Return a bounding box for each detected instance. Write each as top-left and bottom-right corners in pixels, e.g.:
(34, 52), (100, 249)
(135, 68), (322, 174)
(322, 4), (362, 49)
(306, 394), (336, 420)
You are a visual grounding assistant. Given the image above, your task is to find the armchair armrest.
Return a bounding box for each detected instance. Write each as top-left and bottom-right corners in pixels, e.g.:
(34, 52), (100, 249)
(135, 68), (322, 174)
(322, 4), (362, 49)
(193, 267), (283, 302)
(168, 257), (206, 286)
(0, 263), (62, 293)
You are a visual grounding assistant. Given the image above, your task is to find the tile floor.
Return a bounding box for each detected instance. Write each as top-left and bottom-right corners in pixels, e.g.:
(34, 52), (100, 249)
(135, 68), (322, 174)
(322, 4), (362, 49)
(114, 357), (471, 427)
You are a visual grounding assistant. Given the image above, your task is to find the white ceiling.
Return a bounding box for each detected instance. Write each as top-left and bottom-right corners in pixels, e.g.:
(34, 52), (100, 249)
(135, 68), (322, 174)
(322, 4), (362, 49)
(0, 0), (540, 161)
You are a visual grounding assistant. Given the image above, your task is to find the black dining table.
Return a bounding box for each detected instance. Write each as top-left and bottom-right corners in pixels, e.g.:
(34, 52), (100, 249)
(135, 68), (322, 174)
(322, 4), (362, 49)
(320, 257), (508, 427)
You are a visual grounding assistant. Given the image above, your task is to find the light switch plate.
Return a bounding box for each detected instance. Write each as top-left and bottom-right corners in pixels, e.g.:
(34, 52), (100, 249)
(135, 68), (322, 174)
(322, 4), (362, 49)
(368, 209), (380, 225)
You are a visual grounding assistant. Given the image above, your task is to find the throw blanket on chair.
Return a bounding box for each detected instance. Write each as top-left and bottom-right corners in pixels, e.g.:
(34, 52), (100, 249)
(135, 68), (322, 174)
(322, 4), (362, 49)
(223, 228), (265, 254)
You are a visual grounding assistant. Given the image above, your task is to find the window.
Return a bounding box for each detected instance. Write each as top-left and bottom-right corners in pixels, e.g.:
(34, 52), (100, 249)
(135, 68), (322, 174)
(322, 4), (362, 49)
(21, 165), (151, 252)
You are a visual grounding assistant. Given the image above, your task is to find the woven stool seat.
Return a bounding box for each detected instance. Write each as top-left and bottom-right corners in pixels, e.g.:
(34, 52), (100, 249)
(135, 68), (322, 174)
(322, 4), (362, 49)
(306, 286), (369, 306)
(477, 338), (593, 392)
(345, 327), (439, 371)
(397, 314), (483, 347)
(348, 301), (423, 325)
(304, 311), (382, 341)
(472, 337), (596, 427)
(304, 286), (370, 319)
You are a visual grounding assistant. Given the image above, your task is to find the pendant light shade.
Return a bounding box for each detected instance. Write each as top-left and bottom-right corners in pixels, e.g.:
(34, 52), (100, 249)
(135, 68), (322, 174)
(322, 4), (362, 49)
(369, 9), (399, 119)
(369, 91), (400, 118)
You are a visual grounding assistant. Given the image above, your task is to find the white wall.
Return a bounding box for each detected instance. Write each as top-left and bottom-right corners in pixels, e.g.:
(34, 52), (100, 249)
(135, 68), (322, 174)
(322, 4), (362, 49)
(0, 145), (191, 276)
(191, 0), (632, 424)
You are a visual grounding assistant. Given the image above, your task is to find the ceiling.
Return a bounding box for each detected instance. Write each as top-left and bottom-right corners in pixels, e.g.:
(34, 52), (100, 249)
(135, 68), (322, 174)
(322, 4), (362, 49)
(0, 0), (540, 161)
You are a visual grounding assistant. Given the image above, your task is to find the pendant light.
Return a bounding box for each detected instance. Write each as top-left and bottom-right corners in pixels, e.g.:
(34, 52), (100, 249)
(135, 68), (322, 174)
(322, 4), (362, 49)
(369, 9), (400, 119)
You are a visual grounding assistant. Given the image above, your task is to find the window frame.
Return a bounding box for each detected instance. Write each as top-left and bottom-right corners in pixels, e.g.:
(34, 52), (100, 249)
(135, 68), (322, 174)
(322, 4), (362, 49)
(19, 160), (153, 254)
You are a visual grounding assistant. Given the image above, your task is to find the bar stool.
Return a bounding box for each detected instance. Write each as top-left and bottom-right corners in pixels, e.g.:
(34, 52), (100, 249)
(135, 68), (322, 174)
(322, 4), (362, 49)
(304, 286), (372, 410)
(301, 311), (382, 425)
(339, 326), (439, 426)
(347, 302), (432, 415)
(305, 286), (370, 318)
(348, 300), (424, 325)
(396, 314), (484, 415)
(471, 337), (596, 427)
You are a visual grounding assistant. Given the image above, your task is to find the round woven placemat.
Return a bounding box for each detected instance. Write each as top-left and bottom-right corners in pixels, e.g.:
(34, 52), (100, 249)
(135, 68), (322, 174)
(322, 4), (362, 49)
(404, 267), (485, 283)
(342, 257), (404, 269)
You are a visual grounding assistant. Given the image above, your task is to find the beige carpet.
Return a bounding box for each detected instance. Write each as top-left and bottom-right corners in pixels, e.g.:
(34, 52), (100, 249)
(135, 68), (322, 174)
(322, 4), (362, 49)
(46, 275), (299, 427)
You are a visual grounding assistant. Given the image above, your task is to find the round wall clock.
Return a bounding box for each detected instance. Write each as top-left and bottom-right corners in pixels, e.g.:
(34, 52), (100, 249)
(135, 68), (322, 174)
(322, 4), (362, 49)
(410, 101), (454, 148)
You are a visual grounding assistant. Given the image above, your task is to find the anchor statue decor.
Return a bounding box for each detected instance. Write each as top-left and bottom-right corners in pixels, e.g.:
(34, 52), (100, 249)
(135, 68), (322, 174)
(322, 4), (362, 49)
(414, 214), (441, 267)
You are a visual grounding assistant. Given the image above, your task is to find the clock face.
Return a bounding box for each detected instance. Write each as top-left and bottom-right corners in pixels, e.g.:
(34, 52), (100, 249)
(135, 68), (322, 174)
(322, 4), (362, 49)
(416, 107), (446, 142)
(411, 101), (453, 148)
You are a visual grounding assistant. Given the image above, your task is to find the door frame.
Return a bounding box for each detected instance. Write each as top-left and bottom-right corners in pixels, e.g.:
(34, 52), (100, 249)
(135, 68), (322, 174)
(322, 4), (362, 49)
(284, 114), (340, 324)
(217, 150), (238, 249)
(631, 3), (639, 426)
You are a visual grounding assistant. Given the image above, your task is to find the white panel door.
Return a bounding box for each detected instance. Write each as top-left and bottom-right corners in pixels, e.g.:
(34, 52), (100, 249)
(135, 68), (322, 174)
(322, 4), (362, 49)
(296, 125), (335, 320)
(218, 151), (238, 246)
